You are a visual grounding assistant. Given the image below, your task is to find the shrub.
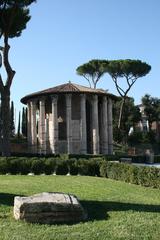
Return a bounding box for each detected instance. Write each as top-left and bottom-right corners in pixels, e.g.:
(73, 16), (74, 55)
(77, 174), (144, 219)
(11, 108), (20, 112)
(128, 131), (143, 145)
(0, 157), (30, 174)
(77, 159), (90, 176)
(100, 161), (160, 188)
(8, 158), (22, 174)
(66, 159), (78, 175)
(99, 161), (108, 178)
(76, 159), (100, 176)
(87, 159), (101, 176)
(0, 157), (9, 174)
(131, 155), (146, 163)
(68, 154), (104, 160)
(44, 158), (57, 175)
(55, 160), (69, 175)
(154, 155), (160, 163)
(136, 166), (160, 188)
(59, 154), (69, 161)
(18, 157), (32, 174)
(104, 154), (120, 161)
(31, 159), (45, 175)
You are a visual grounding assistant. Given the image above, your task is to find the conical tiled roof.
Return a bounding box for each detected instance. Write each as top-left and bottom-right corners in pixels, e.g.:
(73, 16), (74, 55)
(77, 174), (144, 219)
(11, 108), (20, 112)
(21, 82), (117, 104)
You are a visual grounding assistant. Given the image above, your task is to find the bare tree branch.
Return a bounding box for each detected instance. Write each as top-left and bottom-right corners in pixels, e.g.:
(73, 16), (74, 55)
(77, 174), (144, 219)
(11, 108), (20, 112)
(112, 76), (125, 96)
(82, 74), (91, 88)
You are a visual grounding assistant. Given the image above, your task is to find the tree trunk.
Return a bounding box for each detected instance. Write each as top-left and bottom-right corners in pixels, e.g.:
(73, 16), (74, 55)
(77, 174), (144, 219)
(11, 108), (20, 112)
(1, 87), (11, 156)
(155, 121), (160, 140)
(118, 98), (125, 129)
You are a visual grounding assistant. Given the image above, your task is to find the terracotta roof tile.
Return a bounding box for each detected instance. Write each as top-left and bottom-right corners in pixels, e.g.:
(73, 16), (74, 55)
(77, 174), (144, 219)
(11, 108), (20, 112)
(21, 82), (117, 104)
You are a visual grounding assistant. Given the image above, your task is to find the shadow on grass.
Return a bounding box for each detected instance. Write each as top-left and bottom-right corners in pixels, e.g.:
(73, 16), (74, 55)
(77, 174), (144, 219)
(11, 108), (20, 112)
(81, 200), (160, 221)
(0, 193), (24, 206)
(0, 193), (160, 222)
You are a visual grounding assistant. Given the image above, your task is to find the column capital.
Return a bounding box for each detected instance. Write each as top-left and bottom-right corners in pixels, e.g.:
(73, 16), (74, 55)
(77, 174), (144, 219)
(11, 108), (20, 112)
(103, 96), (107, 102)
(108, 98), (112, 104)
(80, 93), (86, 98)
(39, 96), (46, 103)
(27, 100), (31, 106)
(51, 94), (58, 102)
(30, 98), (38, 105)
(66, 94), (72, 102)
(92, 94), (98, 101)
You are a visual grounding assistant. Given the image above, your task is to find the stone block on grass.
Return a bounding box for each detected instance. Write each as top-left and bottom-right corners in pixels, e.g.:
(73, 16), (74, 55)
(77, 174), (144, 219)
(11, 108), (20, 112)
(13, 192), (87, 224)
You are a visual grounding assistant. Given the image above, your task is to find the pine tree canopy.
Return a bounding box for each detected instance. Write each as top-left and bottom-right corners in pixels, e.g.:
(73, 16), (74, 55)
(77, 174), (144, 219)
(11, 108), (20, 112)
(0, 0), (36, 38)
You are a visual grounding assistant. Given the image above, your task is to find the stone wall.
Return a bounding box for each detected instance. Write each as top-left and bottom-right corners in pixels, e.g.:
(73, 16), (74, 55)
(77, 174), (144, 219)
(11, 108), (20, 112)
(11, 142), (28, 153)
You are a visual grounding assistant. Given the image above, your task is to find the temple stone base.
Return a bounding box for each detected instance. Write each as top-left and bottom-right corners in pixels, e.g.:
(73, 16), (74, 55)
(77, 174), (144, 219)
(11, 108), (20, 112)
(13, 192), (87, 224)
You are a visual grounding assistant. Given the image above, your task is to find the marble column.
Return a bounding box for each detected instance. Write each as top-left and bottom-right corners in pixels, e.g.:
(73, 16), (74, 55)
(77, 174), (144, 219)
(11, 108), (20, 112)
(51, 95), (58, 154)
(45, 114), (49, 153)
(108, 98), (113, 154)
(80, 94), (87, 154)
(101, 96), (109, 154)
(39, 97), (46, 154)
(92, 95), (99, 154)
(66, 94), (72, 154)
(30, 100), (37, 153)
(27, 101), (32, 151)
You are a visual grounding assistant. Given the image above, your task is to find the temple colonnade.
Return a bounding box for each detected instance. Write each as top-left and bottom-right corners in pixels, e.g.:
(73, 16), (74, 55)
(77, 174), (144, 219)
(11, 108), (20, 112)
(26, 93), (113, 155)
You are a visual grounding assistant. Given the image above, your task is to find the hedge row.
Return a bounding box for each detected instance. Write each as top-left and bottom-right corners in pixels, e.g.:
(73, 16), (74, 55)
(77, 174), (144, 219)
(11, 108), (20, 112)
(8, 152), (148, 162)
(100, 161), (160, 188)
(0, 157), (101, 176)
(0, 156), (159, 189)
(9, 152), (104, 159)
(154, 155), (160, 163)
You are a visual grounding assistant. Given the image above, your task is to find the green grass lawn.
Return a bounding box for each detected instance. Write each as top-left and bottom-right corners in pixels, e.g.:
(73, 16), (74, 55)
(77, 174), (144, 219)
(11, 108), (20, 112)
(0, 175), (160, 240)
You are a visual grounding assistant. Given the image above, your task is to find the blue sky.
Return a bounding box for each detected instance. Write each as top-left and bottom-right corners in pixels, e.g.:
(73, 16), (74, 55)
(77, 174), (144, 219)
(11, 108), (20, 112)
(4, 0), (160, 125)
